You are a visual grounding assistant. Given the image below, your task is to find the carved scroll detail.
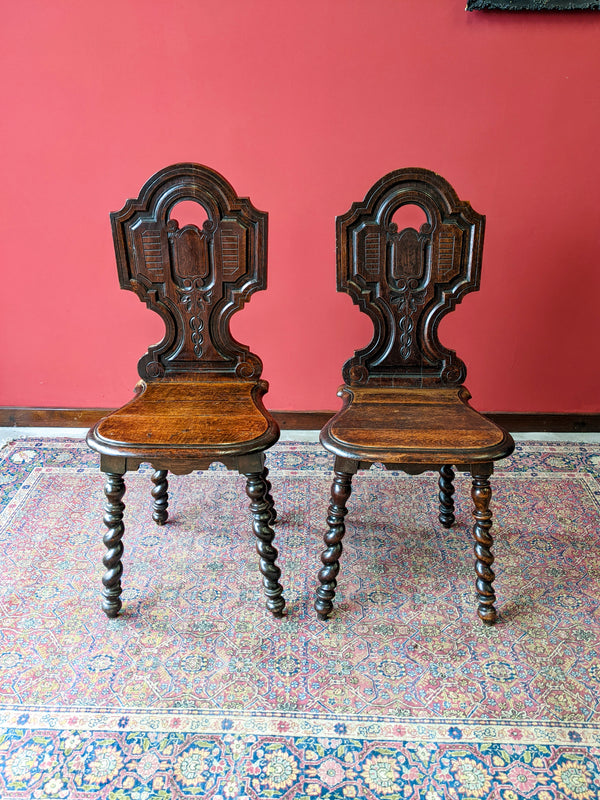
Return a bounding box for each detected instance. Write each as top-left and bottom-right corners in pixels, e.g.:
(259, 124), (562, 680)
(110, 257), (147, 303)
(390, 279), (428, 361)
(175, 280), (213, 358)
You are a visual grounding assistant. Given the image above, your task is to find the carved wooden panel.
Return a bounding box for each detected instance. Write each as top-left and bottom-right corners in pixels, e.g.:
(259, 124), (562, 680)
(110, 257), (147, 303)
(337, 168), (485, 387)
(111, 164), (267, 381)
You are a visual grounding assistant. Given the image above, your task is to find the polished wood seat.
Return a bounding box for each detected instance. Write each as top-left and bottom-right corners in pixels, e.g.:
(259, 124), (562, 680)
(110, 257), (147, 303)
(94, 381), (275, 452)
(315, 168), (514, 624)
(325, 387), (511, 463)
(87, 164), (285, 620)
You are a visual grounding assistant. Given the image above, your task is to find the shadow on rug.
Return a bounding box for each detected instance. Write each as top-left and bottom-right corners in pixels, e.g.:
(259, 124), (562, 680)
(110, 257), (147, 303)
(0, 438), (599, 799)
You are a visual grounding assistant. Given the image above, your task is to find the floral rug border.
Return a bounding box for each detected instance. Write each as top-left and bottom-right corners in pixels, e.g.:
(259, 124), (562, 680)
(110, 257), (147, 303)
(2, 707), (600, 747)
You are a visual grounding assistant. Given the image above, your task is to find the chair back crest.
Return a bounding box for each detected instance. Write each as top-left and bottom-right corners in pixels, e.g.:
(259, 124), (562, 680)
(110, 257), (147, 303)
(337, 168), (485, 387)
(111, 163), (267, 382)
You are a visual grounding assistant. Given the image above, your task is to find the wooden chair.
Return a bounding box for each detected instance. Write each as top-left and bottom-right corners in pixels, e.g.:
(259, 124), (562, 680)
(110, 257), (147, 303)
(315, 168), (514, 624)
(87, 164), (285, 619)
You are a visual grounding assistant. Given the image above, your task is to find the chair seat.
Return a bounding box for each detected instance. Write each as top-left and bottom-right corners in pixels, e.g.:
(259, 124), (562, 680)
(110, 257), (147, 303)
(87, 379), (279, 461)
(321, 385), (513, 465)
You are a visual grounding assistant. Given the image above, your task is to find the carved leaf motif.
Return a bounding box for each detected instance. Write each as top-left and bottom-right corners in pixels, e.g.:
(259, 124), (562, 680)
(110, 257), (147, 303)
(176, 281), (212, 312)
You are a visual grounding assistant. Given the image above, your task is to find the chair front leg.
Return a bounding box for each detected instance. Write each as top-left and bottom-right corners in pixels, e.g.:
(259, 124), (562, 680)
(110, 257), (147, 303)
(471, 465), (496, 624)
(102, 472), (126, 618)
(315, 469), (354, 620)
(263, 466), (277, 524)
(244, 469), (286, 618)
(438, 465), (455, 528)
(151, 469), (169, 525)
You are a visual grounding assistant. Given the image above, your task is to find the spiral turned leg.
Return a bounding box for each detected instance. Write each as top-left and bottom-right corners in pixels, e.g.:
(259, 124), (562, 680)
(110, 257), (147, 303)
(244, 470), (286, 617)
(263, 466), (277, 525)
(315, 470), (353, 620)
(438, 465), (455, 528)
(102, 472), (126, 618)
(471, 471), (496, 624)
(151, 469), (169, 526)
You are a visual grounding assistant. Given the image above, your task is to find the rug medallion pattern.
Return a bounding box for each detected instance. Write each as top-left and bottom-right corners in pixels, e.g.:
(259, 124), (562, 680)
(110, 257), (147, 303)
(0, 439), (599, 798)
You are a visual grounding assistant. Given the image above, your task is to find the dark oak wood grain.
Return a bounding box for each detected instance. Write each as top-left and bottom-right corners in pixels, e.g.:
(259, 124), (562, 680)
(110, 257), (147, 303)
(87, 164), (285, 619)
(316, 168), (515, 624)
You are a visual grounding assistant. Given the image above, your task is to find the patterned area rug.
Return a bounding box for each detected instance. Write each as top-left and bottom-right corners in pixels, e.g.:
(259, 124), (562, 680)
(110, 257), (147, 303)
(0, 438), (599, 799)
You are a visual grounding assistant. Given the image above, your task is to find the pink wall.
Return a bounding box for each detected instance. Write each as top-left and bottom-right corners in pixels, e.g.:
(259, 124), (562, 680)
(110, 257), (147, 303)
(2, 1), (599, 413)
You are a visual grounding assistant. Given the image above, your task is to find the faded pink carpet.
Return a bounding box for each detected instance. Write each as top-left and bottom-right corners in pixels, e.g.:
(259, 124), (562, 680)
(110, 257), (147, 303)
(0, 438), (599, 798)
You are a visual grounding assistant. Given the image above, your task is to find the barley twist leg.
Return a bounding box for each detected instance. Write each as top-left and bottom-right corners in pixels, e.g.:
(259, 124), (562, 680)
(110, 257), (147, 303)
(438, 465), (455, 528)
(151, 469), (169, 526)
(263, 466), (277, 524)
(472, 471), (496, 624)
(102, 472), (126, 618)
(315, 470), (353, 620)
(244, 470), (286, 617)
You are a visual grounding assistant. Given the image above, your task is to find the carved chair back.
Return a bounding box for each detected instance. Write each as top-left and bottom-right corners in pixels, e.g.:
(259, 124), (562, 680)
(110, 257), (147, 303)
(111, 163), (267, 383)
(337, 168), (485, 388)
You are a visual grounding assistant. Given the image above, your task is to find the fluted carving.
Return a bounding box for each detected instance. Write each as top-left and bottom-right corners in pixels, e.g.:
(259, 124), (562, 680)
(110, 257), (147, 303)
(102, 473), (126, 618)
(471, 473), (496, 624)
(244, 470), (285, 617)
(151, 469), (169, 525)
(315, 471), (354, 620)
(438, 465), (455, 528)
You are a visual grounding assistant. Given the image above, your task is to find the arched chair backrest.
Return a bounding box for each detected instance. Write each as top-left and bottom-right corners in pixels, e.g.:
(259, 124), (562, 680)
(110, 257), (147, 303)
(111, 163), (267, 382)
(337, 168), (485, 387)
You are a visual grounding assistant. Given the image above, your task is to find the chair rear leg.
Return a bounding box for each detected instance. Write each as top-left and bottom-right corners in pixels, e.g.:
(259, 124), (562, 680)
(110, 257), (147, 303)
(315, 469), (353, 620)
(438, 465), (455, 528)
(244, 469), (286, 618)
(151, 469), (169, 525)
(102, 472), (126, 618)
(471, 467), (496, 624)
